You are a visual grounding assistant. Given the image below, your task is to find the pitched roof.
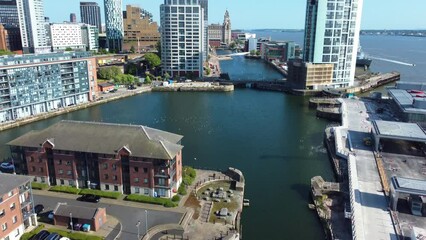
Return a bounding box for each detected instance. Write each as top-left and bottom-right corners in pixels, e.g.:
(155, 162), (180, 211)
(0, 173), (31, 196)
(7, 120), (183, 160)
(53, 203), (102, 220)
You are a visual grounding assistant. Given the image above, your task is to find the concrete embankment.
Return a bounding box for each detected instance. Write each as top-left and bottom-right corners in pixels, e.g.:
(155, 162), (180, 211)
(0, 87), (152, 132)
(152, 82), (234, 92)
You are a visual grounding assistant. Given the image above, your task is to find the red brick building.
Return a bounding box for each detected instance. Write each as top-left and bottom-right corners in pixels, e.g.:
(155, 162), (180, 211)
(0, 173), (36, 240)
(53, 203), (106, 231)
(97, 82), (115, 93)
(8, 120), (183, 198)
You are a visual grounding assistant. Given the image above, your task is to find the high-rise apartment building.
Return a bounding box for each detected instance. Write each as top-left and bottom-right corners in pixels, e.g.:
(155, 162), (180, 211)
(123, 5), (160, 52)
(16, 0), (51, 53)
(303, 0), (364, 88)
(104, 0), (123, 52)
(160, 0), (205, 78)
(80, 2), (102, 33)
(0, 52), (97, 122)
(0, 0), (19, 27)
(70, 13), (76, 23)
(81, 24), (99, 51)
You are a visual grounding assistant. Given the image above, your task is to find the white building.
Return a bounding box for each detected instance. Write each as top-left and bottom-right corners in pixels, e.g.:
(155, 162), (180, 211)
(160, 0), (205, 78)
(16, 0), (51, 53)
(237, 33), (256, 41)
(49, 23), (99, 52)
(81, 24), (99, 51)
(248, 38), (257, 52)
(303, 0), (364, 88)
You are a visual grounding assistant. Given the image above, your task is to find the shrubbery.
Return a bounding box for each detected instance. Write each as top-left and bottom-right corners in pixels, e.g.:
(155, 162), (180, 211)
(20, 224), (44, 240)
(49, 186), (81, 194)
(79, 189), (121, 199)
(171, 195), (181, 202)
(31, 182), (49, 190)
(178, 184), (187, 195)
(126, 194), (177, 208)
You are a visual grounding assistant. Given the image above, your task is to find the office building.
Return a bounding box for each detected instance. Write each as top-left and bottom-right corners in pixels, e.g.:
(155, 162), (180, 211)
(50, 23), (86, 51)
(160, 0), (205, 78)
(303, 0), (364, 88)
(260, 41), (296, 62)
(0, 52), (98, 122)
(16, 0), (51, 53)
(80, 2), (102, 33)
(123, 5), (160, 52)
(222, 10), (231, 46)
(287, 59), (334, 90)
(104, 0), (123, 52)
(70, 13), (76, 23)
(81, 24), (99, 51)
(208, 23), (222, 47)
(0, 173), (36, 240)
(0, 0), (19, 27)
(8, 120), (184, 198)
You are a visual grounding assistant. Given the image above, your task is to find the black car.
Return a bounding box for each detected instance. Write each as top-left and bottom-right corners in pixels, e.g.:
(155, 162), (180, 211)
(34, 204), (44, 214)
(78, 194), (100, 203)
(31, 230), (49, 240)
(45, 233), (61, 240)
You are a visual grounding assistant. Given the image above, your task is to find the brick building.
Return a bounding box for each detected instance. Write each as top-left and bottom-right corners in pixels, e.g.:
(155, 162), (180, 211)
(8, 120), (183, 198)
(53, 203), (106, 231)
(0, 173), (36, 240)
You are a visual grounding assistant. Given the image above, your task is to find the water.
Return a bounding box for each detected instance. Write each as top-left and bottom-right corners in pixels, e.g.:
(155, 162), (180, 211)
(2, 31), (425, 239)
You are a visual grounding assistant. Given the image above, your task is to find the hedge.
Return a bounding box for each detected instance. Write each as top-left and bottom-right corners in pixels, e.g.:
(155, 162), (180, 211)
(31, 182), (49, 190)
(49, 186), (81, 194)
(172, 195), (180, 202)
(178, 185), (187, 195)
(48, 228), (104, 240)
(20, 224), (45, 240)
(126, 194), (177, 208)
(79, 189), (121, 199)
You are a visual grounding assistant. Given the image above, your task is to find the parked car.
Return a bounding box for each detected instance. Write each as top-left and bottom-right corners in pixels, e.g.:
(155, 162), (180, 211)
(47, 211), (54, 220)
(32, 230), (49, 240)
(34, 204), (44, 214)
(109, 89), (118, 93)
(0, 162), (14, 170)
(78, 194), (100, 203)
(45, 233), (61, 240)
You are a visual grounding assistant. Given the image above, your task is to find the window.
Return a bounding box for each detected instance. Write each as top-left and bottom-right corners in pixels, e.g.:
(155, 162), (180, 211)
(30, 156), (34, 162)
(10, 203), (15, 210)
(104, 174), (109, 180)
(113, 175), (117, 181)
(135, 187), (140, 194)
(144, 178), (148, 184)
(143, 168), (148, 173)
(144, 189), (149, 195)
(103, 163), (108, 169)
(105, 184), (109, 190)
(68, 180), (74, 186)
(38, 157), (42, 163)
(31, 166), (36, 172)
(66, 161), (71, 166)
(112, 164), (117, 170)
(58, 159), (62, 165)
(15, 228), (19, 237)
(1, 223), (7, 231)
(0, 209), (5, 217)
(12, 216), (17, 224)
(59, 169), (63, 174)
(67, 170), (72, 176)
(39, 167), (44, 173)
(8, 191), (12, 197)
(134, 167), (138, 172)
(114, 185), (118, 191)
(134, 178), (139, 183)
(41, 177), (45, 183)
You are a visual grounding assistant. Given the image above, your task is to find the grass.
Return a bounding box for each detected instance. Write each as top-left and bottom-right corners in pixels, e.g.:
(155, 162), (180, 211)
(125, 194), (177, 208)
(20, 224), (45, 240)
(49, 186), (81, 194)
(48, 228), (104, 240)
(31, 182), (49, 190)
(79, 189), (122, 199)
(209, 200), (239, 223)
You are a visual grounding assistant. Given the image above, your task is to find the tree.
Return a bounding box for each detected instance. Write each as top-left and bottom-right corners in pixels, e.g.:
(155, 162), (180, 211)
(65, 47), (73, 51)
(144, 53), (161, 69)
(130, 45), (135, 53)
(229, 42), (237, 49)
(145, 75), (152, 84)
(250, 50), (256, 56)
(163, 72), (171, 80)
(255, 50), (261, 56)
(155, 40), (161, 58)
(0, 49), (13, 56)
(205, 67), (211, 76)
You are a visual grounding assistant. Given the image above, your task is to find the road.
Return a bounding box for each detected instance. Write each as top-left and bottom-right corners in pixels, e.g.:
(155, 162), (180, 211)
(33, 194), (183, 240)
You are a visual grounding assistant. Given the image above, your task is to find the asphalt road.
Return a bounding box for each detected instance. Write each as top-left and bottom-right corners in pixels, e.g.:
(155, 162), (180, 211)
(33, 194), (183, 240)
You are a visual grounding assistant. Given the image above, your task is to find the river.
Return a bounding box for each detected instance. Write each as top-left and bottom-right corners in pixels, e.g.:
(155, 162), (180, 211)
(2, 31), (425, 239)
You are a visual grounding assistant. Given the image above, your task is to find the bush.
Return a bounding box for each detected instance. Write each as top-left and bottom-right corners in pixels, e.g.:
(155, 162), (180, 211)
(183, 166), (196, 179)
(171, 195), (181, 202)
(31, 182), (49, 190)
(126, 194), (177, 208)
(79, 189), (121, 199)
(49, 186), (81, 194)
(48, 228), (103, 240)
(20, 224), (45, 240)
(178, 184), (187, 195)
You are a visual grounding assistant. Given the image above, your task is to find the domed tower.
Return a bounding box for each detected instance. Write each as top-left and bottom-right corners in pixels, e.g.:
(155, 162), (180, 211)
(222, 10), (231, 46)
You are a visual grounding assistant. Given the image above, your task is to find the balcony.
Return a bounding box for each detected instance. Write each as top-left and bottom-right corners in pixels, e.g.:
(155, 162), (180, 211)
(21, 197), (32, 209)
(19, 184), (31, 194)
(22, 209), (34, 220)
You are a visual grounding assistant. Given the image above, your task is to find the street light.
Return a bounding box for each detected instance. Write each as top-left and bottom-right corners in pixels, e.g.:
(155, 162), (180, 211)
(136, 220), (141, 240)
(145, 210), (148, 238)
(70, 212), (73, 233)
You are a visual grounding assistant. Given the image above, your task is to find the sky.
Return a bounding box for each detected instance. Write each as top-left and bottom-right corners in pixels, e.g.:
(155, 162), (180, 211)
(44, 0), (426, 30)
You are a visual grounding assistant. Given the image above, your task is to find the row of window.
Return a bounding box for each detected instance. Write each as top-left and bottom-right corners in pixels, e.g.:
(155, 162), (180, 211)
(2, 216), (19, 231)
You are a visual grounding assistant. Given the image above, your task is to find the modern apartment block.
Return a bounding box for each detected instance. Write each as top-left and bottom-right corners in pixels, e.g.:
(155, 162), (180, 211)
(0, 0), (19, 27)
(303, 0), (364, 88)
(199, 0), (208, 61)
(16, 0), (51, 53)
(49, 23), (98, 52)
(260, 41), (296, 63)
(80, 2), (102, 33)
(104, 0), (123, 52)
(8, 120), (184, 198)
(160, 0), (205, 78)
(0, 173), (36, 240)
(123, 5), (160, 51)
(0, 52), (97, 122)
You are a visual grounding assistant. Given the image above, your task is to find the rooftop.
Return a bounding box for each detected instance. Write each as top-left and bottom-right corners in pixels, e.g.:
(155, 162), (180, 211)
(372, 120), (426, 141)
(388, 82), (426, 114)
(8, 120), (183, 160)
(54, 203), (103, 220)
(391, 176), (426, 195)
(0, 173), (31, 196)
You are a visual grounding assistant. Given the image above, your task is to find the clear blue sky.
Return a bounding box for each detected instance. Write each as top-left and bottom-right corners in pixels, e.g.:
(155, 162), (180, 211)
(44, 0), (426, 30)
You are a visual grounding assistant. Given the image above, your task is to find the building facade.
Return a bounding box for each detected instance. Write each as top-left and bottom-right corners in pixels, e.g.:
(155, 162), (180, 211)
(207, 23), (222, 47)
(104, 0), (123, 52)
(16, 0), (51, 53)
(8, 120), (184, 198)
(303, 0), (364, 88)
(123, 5), (160, 52)
(0, 173), (36, 240)
(160, 0), (204, 78)
(0, 52), (97, 122)
(80, 2), (102, 33)
(199, 0), (208, 61)
(260, 41), (296, 63)
(81, 24), (99, 52)
(69, 13), (76, 23)
(50, 23), (86, 51)
(287, 59), (334, 90)
(0, 0), (19, 27)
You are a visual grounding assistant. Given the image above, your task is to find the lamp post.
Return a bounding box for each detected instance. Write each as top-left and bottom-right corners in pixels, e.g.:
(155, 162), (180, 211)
(70, 212), (73, 233)
(145, 210), (148, 238)
(136, 220), (141, 240)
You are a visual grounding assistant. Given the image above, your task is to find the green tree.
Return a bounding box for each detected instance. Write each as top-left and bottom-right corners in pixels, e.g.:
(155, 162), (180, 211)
(98, 67), (113, 80)
(0, 49), (13, 56)
(65, 47), (73, 51)
(163, 72), (171, 80)
(229, 42), (237, 49)
(130, 45), (135, 53)
(255, 50), (261, 56)
(205, 67), (211, 75)
(145, 75), (152, 84)
(250, 50), (256, 56)
(144, 53), (161, 69)
(155, 40), (161, 57)
(110, 66), (122, 76)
